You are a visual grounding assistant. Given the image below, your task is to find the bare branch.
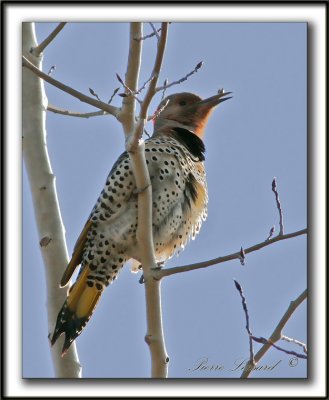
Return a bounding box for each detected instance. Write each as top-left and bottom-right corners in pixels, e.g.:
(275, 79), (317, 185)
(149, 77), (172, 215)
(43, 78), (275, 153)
(22, 55), (120, 117)
(156, 228), (307, 279)
(241, 289), (307, 378)
(136, 22), (169, 379)
(119, 22), (169, 378)
(47, 104), (108, 119)
(251, 336), (307, 359)
(118, 23), (142, 134)
(33, 22), (67, 56)
(23, 22), (81, 378)
(116, 72), (142, 100)
(281, 335), (307, 354)
(137, 23), (169, 133)
(117, 77), (143, 105)
(147, 98), (170, 122)
(272, 177), (284, 235)
(156, 61), (203, 92)
(161, 79), (168, 100)
(234, 281), (255, 369)
(137, 75), (155, 95)
(134, 24), (162, 42)
(108, 87), (120, 104)
(149, 22), (160, 41)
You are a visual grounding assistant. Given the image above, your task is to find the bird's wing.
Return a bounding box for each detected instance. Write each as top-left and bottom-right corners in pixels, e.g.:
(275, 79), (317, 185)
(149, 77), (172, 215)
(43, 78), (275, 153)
(60, 151), (134, 287)
(60, 219), (93, 287)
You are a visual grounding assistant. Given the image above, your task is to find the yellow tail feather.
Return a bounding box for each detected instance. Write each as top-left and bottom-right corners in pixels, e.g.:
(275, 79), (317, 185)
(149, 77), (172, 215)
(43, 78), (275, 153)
(66, 265), (91, 311)
(76, 286), (101, 319)
(66, 264), (102, 319)
(51, 263), (103, 356)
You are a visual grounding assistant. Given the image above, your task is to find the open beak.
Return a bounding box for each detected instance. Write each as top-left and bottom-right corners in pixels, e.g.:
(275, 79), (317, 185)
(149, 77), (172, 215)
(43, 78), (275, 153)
(197, 91), (232, 109)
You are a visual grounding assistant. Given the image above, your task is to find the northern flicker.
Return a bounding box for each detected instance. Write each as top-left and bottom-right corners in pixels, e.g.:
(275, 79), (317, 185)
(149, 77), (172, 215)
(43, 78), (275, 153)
(50, 91), (231, 355)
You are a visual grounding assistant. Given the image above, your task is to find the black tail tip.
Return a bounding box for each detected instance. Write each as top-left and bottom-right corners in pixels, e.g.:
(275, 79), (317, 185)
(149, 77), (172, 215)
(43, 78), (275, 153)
(49, 328), (63, 348)
(49, 329), (74, 357)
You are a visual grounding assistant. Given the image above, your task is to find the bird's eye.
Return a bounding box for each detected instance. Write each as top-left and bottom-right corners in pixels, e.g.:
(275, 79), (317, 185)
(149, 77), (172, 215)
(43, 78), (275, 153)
(179, 100), (187, 106)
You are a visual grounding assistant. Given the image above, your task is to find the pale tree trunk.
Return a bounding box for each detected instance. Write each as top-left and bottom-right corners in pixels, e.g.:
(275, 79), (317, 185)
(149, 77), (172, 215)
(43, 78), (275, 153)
(22, 22), (81, 378)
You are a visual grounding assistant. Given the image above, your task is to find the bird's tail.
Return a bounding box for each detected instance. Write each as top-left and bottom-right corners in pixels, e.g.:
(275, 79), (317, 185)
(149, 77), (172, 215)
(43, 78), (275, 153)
(50, 265), (102, 357)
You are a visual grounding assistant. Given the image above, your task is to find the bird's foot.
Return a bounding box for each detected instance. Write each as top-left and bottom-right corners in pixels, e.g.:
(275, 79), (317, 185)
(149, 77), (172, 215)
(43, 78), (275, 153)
(152, 261), (164, 270)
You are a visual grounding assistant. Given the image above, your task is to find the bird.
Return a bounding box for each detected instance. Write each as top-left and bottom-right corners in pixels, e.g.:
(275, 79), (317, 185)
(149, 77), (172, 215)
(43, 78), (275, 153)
(50, 90), (231, 356)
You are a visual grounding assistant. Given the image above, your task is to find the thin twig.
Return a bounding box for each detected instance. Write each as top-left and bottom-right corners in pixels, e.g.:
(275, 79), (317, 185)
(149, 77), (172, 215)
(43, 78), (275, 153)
(47, 104), (108, 119)
(116, 73), (133, 94)
(127, 22), (169, 151)
(89, 88), (102, 102)
(134, 25), (162, 41)
(272, 177), (284, 235)
(33, 22), (67, 56)
(116, 73), (143, 104)
(143, 129), (151, 138)
(234, 280), (255, 368)
(137, 75), (155, 95)
(22, 56), (120, 117)
(161, 79), (168, 100)
(266, 226), (275, 241)
(147, 98), (170, 122)
(156, 228), (307, 279)
(149, 23), (160, 41)
(108, 87), (120, 104)
(156, 61), (203, 92)
(117, 70), (154, 100)
(251, 336), (307, 359)
(241, 289), (307, 378)
(239, 247), (245, 266)
(48, 65), (56, 76)
(281, 335), (308, 354)
(139, 24), (168, 119)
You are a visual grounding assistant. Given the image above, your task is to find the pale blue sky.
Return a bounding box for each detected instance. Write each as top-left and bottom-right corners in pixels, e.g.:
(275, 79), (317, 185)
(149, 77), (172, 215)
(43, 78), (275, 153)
(23, 22), (307, 378)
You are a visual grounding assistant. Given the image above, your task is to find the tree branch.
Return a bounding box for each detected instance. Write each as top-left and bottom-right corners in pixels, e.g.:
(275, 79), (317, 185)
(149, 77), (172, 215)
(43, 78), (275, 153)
(126, 22), (168, 150)
(47, 104), (108, 119)
(251, 336), (307, 359)
(134, 23), (162, 42)
(22, 22), (81, 378)
(119, 22), (169, 378)
(136, 22), (169, 379)
(156, 228), (307, 279)
(33, 22), (66, 56)
(281, 334), (307, 354)
(234, 281), (255, 369)
(22, 55), (120, 117)
(240, 289), (307, 378)
(272, 177), (284, 235)
(155, 61), (203, 92)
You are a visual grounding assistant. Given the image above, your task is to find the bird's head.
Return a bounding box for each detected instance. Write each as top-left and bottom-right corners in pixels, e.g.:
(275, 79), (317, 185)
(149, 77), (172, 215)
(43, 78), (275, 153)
(153, 91), (231, 138)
